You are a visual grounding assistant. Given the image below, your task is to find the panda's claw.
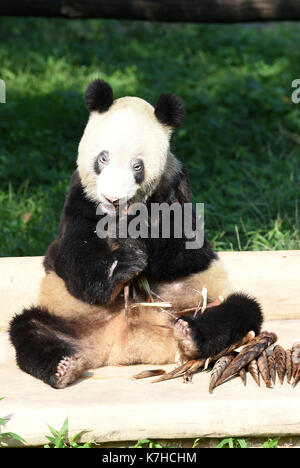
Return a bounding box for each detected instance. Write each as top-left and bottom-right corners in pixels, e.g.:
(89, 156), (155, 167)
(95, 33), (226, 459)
(173, 318), (199, 359)
(51, 354), (89, 389)
(55, 356), (72, 378)
(175, 319), (191, 337)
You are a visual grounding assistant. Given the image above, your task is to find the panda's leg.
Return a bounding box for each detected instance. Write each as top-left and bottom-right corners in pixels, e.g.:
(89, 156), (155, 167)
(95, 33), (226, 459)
(151, 258), (233, 313)
(173, 292), (263, 361)
(9, 306), (89, 389)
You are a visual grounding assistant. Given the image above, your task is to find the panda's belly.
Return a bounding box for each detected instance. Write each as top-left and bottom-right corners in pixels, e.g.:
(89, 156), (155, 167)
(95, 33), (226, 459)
(82, 306), (178, 367)
(38, 270), (178, 367)
(38, 270), (113, 320)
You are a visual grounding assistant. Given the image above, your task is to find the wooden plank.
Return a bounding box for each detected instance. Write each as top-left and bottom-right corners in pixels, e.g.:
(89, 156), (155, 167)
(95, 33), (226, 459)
(0, 256), (44, 331)
(1, 0), (300, 23)
(0, 251), (299, 331)
(220, 250), (300, 321)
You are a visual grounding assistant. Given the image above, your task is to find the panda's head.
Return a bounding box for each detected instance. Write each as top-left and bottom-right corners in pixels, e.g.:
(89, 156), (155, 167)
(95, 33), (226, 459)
(77, 80), (185, 215)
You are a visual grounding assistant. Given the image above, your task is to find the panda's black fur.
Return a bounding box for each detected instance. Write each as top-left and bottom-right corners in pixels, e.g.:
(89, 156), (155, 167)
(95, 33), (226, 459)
(9, 306), (79, 388)
(179, 293), (262, 359)
(9, 81), (263, 388)
(154, 94), (185, 128)
(84, 79), (114, 113)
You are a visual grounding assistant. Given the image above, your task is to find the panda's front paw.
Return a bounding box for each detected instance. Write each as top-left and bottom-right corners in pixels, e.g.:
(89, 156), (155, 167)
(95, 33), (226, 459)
(116, 243), (148, 278)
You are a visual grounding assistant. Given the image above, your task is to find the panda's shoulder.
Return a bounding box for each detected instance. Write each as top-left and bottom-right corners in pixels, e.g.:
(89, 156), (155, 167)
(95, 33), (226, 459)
(150, 154), (192, 204)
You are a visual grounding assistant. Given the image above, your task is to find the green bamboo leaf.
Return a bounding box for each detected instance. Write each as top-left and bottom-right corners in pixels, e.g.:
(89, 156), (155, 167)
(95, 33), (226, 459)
(192, 438), (200, 448)
(0, 432), (26, 444)
(47, 424), (58, 438)
(59, 418), (69, 439)
(237, 438), (248, 448)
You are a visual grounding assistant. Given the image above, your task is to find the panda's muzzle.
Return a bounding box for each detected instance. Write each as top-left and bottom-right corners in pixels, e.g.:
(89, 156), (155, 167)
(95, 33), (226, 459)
(101, 194), (121, 212)
(102, 194), (120, 206)
(101, 194), (132, 214)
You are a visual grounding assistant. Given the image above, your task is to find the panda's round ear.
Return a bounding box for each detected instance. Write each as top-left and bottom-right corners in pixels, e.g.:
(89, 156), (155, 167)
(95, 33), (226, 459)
(84, 79), (114, 113)
(154, 94), (185, 128)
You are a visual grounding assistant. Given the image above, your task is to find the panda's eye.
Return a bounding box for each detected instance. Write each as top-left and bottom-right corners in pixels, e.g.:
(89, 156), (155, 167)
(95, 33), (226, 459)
(99, 151), (109, 165)
(132, 159), (144, 184)
(94, 151), (109, 175)
(132, 160), (143, 172)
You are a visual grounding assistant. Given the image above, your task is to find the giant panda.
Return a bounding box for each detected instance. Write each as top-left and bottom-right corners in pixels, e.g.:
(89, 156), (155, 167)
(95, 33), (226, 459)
(9, 80), (263, 389)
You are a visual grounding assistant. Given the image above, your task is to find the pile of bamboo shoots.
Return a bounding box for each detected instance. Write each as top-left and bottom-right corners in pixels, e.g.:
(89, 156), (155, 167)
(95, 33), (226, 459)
(208, 334), (300, 393)
(133, 332), (300, 393)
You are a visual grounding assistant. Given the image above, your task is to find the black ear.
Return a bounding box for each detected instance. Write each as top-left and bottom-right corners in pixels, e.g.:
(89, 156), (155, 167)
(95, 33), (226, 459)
(154, 94), (185, 127)
(84, 79), (113, 113)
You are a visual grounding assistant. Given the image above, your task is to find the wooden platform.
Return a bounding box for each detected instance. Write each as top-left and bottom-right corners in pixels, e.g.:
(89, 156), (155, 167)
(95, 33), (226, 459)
(0, 252), (299, 446)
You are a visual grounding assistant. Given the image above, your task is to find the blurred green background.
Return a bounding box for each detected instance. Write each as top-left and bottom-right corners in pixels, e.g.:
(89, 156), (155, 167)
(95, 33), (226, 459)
(0, 18), (299, 256)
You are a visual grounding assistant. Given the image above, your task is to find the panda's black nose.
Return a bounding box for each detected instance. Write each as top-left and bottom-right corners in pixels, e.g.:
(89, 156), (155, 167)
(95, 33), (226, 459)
(102, 194), (120, 206)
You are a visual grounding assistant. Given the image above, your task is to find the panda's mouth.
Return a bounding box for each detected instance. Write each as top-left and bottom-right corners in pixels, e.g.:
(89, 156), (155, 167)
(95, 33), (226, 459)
(100, 197), (134, 216)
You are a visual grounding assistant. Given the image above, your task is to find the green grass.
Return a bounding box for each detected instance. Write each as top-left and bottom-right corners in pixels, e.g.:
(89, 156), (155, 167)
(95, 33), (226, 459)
(44, 418), (94, 448)
(0, 397), (26, 447)
(0, 18), (299, 256)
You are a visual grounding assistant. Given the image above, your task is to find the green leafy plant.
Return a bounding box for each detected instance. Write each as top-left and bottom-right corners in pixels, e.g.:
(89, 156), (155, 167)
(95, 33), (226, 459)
(0, 397), (26, 447)
(216, 438), (248, 448)
(128, 439), (163, 448)
(262, 437), (280, 448)
(192, 438), (200, 448)
(44, 418), (94, 448)
(216, 436), (282, 448)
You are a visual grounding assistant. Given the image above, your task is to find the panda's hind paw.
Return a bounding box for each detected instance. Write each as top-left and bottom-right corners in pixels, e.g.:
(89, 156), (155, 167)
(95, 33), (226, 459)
(173, 318), (199, 360)
(174, 319), (191, 337)
(51, 354), (89, 389)
(55, 356), (72, 379)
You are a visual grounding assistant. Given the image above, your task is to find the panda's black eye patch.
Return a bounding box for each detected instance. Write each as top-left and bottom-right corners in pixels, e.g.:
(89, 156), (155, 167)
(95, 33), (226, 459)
(94, 151), (109, 174)
(132, 158), (144, 184)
